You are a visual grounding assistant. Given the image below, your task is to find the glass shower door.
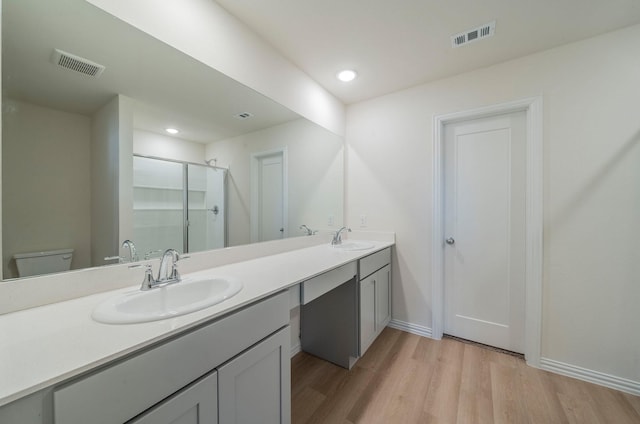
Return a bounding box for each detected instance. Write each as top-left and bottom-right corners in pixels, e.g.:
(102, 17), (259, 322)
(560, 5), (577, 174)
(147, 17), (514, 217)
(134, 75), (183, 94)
(187, 164), (226, 251)
(133, 156), (185, 259)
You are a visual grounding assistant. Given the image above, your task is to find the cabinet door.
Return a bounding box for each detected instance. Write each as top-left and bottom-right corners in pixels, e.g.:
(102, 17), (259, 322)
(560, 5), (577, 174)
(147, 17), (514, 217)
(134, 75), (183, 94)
(375, 265), (391, 331)
(130, 371), (217, 424)
(218, 327), (290, 424)
(360, 264), (392, 355)
(360, 275), (376, 354)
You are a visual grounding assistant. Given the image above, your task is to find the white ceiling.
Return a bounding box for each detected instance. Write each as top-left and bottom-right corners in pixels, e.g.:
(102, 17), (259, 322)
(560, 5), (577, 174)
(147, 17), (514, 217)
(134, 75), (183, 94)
(214, 0), (640, 104)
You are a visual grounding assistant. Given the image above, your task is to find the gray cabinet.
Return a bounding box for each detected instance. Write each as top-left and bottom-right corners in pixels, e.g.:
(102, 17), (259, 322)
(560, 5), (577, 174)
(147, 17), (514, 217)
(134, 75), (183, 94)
(300, 263), (359, 369)
(375, 265), (391, 329)
(218, 327), (290, 424)
(359, 248), (392, 355)
(130, 371), (218, 424)
(360, 271), (377, 353)
(52, 291), (290, 424)
(131, 324), (290, 424)
(298, 248), (392, 368)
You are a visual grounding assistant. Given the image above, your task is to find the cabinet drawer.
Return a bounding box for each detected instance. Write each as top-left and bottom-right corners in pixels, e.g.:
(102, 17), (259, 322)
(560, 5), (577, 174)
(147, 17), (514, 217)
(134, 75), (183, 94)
(54, 291), (289, 424)
(359, 248), (391, 280)
(301, 262), (357, 305)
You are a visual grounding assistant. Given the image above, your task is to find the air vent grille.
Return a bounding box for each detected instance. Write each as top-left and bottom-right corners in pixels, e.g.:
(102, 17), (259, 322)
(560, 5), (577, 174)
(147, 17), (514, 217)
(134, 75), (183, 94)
(451, 21), (496, 48)
(233, 112), (254, 120)
(51, 49), (105, 77)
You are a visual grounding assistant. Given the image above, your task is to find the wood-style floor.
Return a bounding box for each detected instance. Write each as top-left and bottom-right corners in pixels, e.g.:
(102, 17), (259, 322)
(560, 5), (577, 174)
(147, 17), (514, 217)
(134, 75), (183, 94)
(291, 328), (640, 424)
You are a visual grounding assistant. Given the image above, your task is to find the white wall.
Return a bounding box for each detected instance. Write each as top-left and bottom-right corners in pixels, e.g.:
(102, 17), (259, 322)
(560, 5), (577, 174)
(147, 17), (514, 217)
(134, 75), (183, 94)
(90, 95), (134, 266)
(346, 24), (640, 383)
(2, 99), (91, 278)
(206, 119), (343, 247)
(85, 0), (345, 137)
(118, 96), (134, 254)
(133, 129), (206, 164)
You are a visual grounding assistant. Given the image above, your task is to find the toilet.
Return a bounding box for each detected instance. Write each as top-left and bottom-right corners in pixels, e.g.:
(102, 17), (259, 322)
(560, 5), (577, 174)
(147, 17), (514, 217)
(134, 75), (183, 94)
(13, 248), (74, 277)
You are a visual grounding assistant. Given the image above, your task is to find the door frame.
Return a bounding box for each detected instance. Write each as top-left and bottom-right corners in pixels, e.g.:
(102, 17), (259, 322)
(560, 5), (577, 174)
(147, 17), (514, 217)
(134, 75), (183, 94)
(432, 97), (543, 367)
(250, 147), (289, 243)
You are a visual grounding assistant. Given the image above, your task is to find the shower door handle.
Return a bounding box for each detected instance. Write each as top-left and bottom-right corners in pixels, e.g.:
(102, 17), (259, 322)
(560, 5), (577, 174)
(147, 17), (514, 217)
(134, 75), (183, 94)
(445, 237), (455, 245)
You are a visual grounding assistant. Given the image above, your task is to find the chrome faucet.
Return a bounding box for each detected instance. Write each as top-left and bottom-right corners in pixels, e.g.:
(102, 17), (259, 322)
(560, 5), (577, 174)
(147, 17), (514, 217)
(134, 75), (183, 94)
(157, 248), (181, 283)
(138, 248), (186, 291)
(300, 224), (313, 236)
(121, 240), (138, 262)
(331, 227), (351, 245)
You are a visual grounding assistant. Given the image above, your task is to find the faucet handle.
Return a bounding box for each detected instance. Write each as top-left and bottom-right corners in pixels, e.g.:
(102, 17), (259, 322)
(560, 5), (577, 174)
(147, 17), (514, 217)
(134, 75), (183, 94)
(130, 264), (156, 291)
(141, 264), (155, 291)
(172, 254), (191, 277)
(168, 252), (190, 281)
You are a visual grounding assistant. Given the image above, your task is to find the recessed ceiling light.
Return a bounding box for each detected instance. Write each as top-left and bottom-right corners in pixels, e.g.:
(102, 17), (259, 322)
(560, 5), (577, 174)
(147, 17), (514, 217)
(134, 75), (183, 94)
(337, 70), (357, 82)
(165, 128), (179, 134)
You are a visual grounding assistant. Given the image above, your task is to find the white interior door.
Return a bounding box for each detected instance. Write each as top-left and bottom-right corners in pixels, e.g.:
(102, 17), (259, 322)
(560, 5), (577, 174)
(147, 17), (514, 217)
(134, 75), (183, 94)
(257, 152), (285, 242)
(443, 111), (526, 353)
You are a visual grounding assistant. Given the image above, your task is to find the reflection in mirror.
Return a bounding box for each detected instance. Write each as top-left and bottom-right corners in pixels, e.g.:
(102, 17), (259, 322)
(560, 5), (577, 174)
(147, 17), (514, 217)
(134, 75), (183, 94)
(1, 0), (344, 280)
(131, 156), (228, 260)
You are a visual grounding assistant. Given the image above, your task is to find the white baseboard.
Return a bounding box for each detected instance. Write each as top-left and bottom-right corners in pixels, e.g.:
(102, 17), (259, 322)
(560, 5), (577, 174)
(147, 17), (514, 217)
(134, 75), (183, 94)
(539, 357), (640, 396)
(388, 319), (432, 338)
(290, 342), (301, 358)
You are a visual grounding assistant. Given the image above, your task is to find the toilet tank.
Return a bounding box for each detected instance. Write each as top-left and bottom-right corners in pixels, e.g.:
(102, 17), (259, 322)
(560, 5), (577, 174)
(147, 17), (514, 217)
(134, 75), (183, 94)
(13, 248), (74, 277)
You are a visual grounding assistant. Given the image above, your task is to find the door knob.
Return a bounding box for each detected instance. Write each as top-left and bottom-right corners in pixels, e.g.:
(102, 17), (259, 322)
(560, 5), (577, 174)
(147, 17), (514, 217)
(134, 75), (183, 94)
(445, 237), (455, 245)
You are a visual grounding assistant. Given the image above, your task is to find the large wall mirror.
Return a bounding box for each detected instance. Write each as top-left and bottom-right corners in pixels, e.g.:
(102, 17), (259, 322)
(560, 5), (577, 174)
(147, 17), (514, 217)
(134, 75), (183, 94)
(1, 0), (344, 280)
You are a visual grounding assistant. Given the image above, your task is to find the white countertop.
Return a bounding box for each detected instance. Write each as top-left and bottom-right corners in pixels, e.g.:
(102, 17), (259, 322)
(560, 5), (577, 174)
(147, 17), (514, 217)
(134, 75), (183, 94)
(0, 240), (393, 407)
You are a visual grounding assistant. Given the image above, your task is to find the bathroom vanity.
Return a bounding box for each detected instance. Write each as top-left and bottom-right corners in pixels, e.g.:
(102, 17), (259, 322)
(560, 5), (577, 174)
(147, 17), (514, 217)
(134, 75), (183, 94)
(299, 246), (392, 369)
(0, 238), (394, 423)
(56, 292), (290, 424)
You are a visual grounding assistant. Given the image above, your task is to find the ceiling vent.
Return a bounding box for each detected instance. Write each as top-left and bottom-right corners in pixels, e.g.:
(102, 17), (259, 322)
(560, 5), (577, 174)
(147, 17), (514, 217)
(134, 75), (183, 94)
(51, 48), (105, 77)
(451, 21), (496, 48)
(233, 112), (254, 120)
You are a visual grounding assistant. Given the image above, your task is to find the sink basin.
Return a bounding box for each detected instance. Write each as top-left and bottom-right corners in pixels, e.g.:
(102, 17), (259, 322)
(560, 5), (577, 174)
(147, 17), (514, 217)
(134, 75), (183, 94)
(332, 241), (375, 251)
(92, 276), (243, 324)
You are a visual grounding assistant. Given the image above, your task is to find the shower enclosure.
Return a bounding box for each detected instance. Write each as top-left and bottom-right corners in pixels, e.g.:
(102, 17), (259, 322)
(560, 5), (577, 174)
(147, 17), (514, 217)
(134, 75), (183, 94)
(132, 155), (227, 258)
